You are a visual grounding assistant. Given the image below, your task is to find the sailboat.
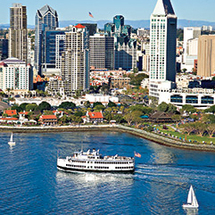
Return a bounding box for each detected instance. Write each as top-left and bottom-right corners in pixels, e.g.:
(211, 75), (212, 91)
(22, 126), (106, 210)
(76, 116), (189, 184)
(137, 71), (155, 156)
(8, 133), (16, 147)
(183, 185), (199, 209)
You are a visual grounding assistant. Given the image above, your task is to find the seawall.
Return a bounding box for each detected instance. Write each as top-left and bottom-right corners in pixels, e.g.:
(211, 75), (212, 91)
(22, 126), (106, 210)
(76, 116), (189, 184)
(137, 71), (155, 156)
(1, 125), (215, 152)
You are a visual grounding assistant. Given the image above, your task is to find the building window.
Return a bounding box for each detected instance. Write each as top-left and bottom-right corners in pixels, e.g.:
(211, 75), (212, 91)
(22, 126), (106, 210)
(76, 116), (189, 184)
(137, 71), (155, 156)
(171, 95), (183, 103)
(186, 96), (198, 104)
(201, 96), (214, 104)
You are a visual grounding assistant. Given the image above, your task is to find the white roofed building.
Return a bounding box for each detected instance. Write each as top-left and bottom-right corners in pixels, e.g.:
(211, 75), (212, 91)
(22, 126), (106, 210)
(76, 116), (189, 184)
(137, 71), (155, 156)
(0, 57), (33, 91)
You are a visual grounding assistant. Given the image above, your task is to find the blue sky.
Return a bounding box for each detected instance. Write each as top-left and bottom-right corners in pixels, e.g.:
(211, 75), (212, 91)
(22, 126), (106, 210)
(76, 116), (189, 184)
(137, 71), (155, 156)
(0, 0), (215, 24)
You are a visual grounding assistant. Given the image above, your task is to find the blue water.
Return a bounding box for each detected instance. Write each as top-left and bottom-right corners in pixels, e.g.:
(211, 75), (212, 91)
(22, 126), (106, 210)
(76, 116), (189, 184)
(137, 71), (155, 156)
(0, 132), (215, 215)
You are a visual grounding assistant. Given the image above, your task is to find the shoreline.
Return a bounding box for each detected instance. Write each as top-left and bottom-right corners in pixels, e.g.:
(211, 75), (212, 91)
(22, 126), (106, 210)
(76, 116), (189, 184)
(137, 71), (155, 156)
(0, 125), (215, 152)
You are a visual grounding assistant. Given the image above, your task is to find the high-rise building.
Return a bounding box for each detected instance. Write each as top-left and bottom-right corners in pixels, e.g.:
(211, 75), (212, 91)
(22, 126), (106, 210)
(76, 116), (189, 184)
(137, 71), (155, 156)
(35, 5), (58, 75)
(61, 24), (90, 94)
(0, 57), (33, 91)
(79, 23), (97, 36)
(183, 27), (201, 64)
(197, 35), (215, 77)
(113, 15), (124, 35)
(104, 15), (136, 70)
(149, 0), (177, 97)
(104, 23), (115, 36)
(42, 30), (66, 76)
(0, 39), (8, 60)
(90, 34), (114, 70)
(115, 37), (137, 70)
(8, 3), (27, 63)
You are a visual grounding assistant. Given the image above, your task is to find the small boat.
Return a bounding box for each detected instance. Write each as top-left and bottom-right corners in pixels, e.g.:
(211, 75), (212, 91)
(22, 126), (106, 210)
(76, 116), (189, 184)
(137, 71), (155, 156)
(8, 133), (16, 147)
(57, 149), (135, 173)
(182, 185), (199, 209)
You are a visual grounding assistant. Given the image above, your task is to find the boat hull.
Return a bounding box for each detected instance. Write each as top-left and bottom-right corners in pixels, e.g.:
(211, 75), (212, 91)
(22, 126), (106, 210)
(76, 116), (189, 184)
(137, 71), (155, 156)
(182, 204), (198, 209)
(57, 165), (135, 173)
(8, 141), (16, 146)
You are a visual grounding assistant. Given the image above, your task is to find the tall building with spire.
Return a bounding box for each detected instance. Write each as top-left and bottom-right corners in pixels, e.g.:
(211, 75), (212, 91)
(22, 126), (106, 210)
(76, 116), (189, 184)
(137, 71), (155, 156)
(149, 0), (177, 97)
(8, 3), (27, 63)
(35, 5), (58, 75)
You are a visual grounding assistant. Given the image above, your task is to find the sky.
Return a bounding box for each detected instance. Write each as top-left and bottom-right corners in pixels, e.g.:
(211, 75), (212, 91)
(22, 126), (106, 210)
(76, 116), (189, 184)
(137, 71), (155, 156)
(0, 0), (215, 25)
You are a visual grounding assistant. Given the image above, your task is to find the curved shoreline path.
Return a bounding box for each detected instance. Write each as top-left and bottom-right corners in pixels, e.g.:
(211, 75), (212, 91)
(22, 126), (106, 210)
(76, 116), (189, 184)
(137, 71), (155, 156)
(0, 124), (215, 152)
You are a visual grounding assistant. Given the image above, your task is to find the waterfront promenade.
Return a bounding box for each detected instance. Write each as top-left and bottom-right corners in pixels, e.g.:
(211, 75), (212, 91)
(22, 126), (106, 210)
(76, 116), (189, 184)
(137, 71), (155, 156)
(1, 124), (215, 152)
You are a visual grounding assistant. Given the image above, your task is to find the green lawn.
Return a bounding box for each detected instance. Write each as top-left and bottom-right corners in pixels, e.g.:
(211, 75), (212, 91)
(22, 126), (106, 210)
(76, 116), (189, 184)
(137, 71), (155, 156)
(154, 125), (214, 145)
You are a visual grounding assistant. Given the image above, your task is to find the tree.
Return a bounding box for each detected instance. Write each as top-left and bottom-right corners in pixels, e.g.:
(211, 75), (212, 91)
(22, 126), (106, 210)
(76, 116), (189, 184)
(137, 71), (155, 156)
(180, 123), (195, 135)
(111, 114), (123, 123)
(39, 101), (51, 112)
(70, 115), (83, 124)
(43, 110), (54, 115)
(132, 110), (143, 127)
(206, 124), (215, 138)
(84, 101), (91, 108)
(108, 101), (117, 107)
(194, 122), (207, 137)
(59, 115), (69, 124)
(172, 114), (181, 122)
(124, 112), (135, 126)
(74, 110), (85, 117)
(20, 103), (28, 111)
(205, 105), (215, 114)
(58, 102), (76, 110)
(190, 114), (199, 121)
(10, 104), (22, 112)
(158, 102), (169, 112)
(26, 103), (39, 112)
(94, 104), (105, 111)
(182, 105), (197, 114)
(167, 104), (177, 113)
(93, 102), (104, 108)
(104, 112), (113, 122)
(129, 73), (149, 86)
(133, 68), (139, 73)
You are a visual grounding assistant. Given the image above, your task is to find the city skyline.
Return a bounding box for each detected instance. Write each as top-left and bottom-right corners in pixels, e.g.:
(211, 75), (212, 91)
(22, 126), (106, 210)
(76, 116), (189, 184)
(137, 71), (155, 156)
(0, 0), (215, 25)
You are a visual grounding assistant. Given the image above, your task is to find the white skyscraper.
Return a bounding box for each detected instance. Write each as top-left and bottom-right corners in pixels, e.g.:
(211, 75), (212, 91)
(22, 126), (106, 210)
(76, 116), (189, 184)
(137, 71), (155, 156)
(149, 0), (177, 97)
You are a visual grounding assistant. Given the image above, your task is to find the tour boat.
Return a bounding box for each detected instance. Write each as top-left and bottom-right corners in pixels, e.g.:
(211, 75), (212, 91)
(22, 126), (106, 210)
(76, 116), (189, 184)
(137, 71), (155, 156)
(182, 185), (199, 209)
(57, 149), (135, 173)
(8, 133), (16, 147)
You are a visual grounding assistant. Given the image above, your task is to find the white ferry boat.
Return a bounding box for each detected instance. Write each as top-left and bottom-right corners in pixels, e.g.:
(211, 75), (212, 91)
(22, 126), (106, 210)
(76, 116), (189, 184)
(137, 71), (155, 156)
(57, 149), (135, 173)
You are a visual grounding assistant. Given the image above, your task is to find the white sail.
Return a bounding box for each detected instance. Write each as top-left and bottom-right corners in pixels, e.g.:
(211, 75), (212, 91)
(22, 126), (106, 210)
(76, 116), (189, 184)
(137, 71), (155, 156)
(187, 186), (193, 204)
(10, 133), (13, 142)
(192, 189), (199, 207)
(187, 186), (198, 207)
(183, 185), (199, 209)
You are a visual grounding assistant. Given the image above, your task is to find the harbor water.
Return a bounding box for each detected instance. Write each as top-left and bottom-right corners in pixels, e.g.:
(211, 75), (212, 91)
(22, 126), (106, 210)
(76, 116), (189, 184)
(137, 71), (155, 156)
(0, 132), (215, 214)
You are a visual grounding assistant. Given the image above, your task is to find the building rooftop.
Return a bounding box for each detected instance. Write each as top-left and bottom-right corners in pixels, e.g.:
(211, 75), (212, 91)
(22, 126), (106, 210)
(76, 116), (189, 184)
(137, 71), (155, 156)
(152, 0), (175, 16)
(75, 24), (86, 29)
(39, 115), (57, 120)
(4, 110), (17, 116)
(0, 57), (25, 65)
(37, 5), (57, 17)
(88, 112), (103, 119)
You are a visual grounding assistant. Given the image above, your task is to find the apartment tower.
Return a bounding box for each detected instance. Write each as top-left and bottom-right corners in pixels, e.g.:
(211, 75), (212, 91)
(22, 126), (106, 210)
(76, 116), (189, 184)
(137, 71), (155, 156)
(61, 24), (90, 94)
(9, 3), (27, 63)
